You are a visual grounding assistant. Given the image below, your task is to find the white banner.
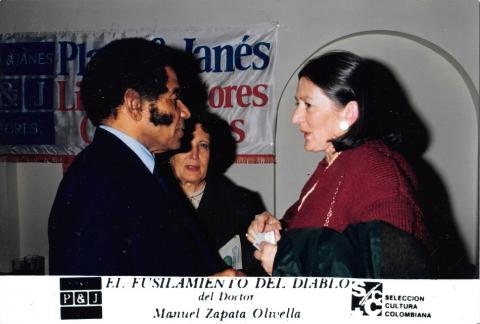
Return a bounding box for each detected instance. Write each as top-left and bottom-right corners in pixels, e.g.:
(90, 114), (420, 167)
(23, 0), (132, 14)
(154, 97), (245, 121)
(0, 277), (479, 323)
(0, 23), (278, 163)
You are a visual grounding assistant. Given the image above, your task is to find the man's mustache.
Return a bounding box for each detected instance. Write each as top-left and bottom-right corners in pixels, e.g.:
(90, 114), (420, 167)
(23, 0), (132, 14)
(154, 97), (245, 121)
(149, 105), (174, 126)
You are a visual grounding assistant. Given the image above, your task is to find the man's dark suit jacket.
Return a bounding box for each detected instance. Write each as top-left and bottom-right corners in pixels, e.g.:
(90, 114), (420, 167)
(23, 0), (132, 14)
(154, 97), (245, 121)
(48, 128), (225, 275)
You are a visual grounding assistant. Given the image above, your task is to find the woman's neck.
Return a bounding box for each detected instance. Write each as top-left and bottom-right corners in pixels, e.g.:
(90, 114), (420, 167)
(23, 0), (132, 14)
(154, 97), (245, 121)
(325, 151), (342, 166)
(181, 180), (206, 197)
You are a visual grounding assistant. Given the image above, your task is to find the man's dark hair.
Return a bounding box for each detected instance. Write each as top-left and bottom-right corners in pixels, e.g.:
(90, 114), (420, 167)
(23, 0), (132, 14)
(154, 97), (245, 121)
(298, 50), (411, 152)
(80, 38), (173, 126)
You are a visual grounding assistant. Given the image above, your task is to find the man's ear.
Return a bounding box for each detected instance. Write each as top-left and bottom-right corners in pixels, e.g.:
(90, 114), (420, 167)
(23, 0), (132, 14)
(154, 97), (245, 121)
(343, 100), (359, 125)
(123, 89), (143, 121)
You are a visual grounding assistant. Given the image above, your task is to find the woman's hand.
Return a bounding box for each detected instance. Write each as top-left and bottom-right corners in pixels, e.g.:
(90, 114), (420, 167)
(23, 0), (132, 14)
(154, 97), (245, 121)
(247, 212), (281, 275)
(254, 242), (278, 276)
(246, 211), (282, 244)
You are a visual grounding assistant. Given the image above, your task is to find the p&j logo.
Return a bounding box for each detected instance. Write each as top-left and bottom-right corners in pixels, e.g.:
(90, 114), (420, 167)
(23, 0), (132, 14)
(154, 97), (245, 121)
(59, 277), (102, 320)
(351, 281), (383, 316)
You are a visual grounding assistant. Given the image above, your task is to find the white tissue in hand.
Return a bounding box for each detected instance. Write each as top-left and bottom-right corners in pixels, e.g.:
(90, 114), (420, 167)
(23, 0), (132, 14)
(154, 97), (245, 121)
(253, 231), (276, 250)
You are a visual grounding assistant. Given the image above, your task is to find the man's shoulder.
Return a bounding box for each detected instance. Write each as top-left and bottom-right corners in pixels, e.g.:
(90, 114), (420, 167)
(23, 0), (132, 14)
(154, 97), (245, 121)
(60, 131), (151, 197)
(70, 129), (137, 169)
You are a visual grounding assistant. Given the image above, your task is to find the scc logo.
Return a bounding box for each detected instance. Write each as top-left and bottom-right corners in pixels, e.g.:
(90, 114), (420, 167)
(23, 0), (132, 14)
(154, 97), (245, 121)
(351, 281), (383, 316)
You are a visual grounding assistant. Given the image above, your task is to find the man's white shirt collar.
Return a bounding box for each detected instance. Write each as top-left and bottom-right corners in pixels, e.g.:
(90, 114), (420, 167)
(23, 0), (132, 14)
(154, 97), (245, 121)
(99, 125), (155, 173)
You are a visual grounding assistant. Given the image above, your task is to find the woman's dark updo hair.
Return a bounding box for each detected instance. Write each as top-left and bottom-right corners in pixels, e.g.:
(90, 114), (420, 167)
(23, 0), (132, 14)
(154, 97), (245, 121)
(298, 50), (408, 152)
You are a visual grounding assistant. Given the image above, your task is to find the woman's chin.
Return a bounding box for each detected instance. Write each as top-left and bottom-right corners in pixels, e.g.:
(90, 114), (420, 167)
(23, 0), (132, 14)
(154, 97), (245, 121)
(303, 143), (321, 153)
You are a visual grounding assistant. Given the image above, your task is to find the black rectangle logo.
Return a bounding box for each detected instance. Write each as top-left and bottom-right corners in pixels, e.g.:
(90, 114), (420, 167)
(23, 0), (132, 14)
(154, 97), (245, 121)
(0, 42), (55, 75)
(60, 277), (102, 291)
(61, 306), (102, 320)
(59, 277), (102, 320)
(0, 112), (55, 145)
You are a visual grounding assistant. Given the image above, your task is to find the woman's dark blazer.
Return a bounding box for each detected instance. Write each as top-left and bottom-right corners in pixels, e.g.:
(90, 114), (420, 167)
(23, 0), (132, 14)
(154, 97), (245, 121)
(196, 174), (267, 276)
(158, 160), (267, 276)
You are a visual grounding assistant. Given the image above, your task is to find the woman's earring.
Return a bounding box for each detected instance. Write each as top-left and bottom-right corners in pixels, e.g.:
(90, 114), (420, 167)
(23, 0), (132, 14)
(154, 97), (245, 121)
(339, 120), (349, 131)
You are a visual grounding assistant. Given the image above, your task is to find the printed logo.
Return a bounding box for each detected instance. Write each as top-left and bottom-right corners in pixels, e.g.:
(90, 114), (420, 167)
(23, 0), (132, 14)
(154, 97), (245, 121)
(59, 277), (102, 320)
(0, 42), (56, 145)
(351, 281), (383, 316)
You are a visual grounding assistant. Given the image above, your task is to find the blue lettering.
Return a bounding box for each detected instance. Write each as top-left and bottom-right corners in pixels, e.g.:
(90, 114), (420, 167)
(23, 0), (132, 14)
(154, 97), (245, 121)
(183, 36), (272, 72)
(194, 45), (212, 73)
(77, 43), (86, 76)
(59, 41), (78, 76)
(58, 42), (96, 76)
(212, 44), (234, 72)
(235, 35), (252, 71)
(252, 42), (270, 70)
(185, 38), (212, 72)
(184, 38), (195, 54)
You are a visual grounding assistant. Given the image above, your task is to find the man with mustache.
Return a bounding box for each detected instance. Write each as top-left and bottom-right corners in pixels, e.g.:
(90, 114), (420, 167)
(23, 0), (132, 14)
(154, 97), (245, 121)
(48, 38), (230, 276)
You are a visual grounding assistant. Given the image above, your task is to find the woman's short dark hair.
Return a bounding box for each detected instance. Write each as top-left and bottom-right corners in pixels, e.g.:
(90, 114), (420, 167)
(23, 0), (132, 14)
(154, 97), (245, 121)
(80, 38), (173, 126)
(174, 113), (236, 175)
(298, 50), (407, 151)
(196, 114), (237, 175)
